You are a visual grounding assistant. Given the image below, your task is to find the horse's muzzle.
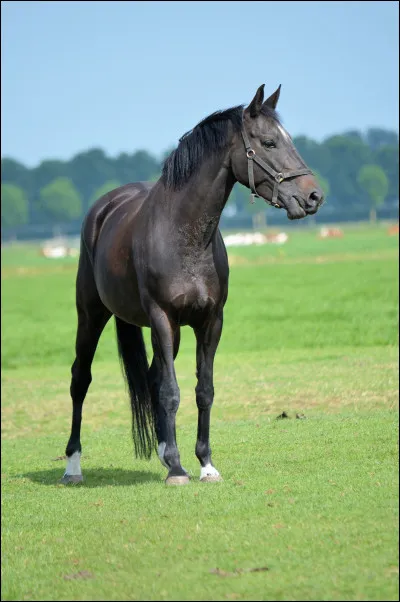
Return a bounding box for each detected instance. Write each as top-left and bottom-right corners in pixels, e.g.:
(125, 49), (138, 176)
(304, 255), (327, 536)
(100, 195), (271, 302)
(284, 192), (324, 220)
(284, 196), (307, 220)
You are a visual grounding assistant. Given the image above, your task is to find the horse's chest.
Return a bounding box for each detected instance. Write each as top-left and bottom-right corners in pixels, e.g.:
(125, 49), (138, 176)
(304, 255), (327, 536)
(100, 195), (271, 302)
(179, 246), (213, 280)
(168, 264), (217, 308)
(171, 280), (215, 312)
(146, 234), (228, 318)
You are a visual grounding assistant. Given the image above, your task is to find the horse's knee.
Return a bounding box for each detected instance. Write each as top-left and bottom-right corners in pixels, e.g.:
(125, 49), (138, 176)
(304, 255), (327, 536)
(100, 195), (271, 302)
(195, 385), (214, 410)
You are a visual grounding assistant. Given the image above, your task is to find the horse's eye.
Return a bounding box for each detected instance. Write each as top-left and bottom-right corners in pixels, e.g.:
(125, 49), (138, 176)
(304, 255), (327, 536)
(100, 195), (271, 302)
(262, 140), (276, 149)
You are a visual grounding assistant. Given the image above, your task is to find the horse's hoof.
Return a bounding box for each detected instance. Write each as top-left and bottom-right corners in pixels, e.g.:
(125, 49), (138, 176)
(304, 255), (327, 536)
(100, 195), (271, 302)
(200, 464), (222, 482)
(200, 474), (223, 483)
(60, 474), (83, 485)
(165, 475), (190, 486)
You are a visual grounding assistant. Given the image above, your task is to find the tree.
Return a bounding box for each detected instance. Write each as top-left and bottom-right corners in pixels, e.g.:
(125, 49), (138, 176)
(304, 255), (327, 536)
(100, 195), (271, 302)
(342, 130), (363, 142)
(31, 159), (68, 196)
(38, 177), (82, 223)
(29, 159), (69, 224)
(357, 164), (389, 223)
(1, 158), (32, 197)
(1, 183), (29, 228)
(324, 135), (373, 208)
(366, 128), (398, 151)
(373, 145), (399, 202)
(89, 180), (121, 206)
(129, 150), (160, 181)
(292, 135), (331, 176)
(69, 148), (116, 209)
(113, 150), (160, 186)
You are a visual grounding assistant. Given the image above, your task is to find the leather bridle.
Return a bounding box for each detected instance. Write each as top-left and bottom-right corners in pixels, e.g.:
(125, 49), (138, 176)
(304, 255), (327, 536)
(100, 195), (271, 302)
(241, 128), (313, 206)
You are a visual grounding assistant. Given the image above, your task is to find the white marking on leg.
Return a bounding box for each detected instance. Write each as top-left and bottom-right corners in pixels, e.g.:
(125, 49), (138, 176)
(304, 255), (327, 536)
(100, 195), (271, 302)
(200, 463), (220, 480)
(158, 442), (168, 468)
(64, 451), (82, 476)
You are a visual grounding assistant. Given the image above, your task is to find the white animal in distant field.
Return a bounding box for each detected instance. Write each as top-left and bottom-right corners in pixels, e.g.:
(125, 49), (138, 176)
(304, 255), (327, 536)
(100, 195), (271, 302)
(40, 239), (80, 258)
(318, 227), (343, 239)
(223, 231), (288, 247)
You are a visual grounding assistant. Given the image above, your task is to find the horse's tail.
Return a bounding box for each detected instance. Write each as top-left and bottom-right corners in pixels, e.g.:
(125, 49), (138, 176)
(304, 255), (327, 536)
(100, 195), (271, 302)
(115, 316), (156, 459)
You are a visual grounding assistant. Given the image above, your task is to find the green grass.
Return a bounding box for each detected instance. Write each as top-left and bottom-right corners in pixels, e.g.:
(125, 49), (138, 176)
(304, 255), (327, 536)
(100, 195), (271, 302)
(1, 223), (399, 601)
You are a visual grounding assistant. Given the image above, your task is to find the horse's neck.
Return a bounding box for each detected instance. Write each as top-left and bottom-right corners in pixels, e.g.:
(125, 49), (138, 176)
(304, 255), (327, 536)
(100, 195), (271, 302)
(166, 154), (236, 247)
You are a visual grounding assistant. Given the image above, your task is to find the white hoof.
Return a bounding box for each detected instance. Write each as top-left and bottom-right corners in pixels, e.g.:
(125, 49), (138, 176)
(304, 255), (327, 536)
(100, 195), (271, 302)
(200, 464), (222, 482)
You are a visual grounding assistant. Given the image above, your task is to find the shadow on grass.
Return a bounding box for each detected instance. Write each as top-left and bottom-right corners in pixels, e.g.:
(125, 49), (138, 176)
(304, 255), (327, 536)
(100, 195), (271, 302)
(24, 468), (162, 487)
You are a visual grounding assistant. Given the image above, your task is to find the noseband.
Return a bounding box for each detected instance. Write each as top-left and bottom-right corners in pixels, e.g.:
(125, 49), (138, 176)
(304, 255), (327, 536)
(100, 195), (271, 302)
(241, 129), (313, 206)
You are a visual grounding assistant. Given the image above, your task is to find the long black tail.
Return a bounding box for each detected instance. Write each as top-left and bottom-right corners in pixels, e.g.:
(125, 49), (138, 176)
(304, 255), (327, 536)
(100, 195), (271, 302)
(115, 317), (156, 459)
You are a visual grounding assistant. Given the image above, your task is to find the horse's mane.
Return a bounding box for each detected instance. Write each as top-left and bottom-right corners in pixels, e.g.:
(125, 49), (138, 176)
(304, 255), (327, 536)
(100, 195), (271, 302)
(161, 105), (243, 190)
(161, 103), (281, 190)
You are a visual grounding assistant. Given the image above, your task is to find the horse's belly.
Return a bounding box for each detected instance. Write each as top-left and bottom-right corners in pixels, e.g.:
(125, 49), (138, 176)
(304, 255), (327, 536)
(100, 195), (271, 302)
(96, 273), (150, 326)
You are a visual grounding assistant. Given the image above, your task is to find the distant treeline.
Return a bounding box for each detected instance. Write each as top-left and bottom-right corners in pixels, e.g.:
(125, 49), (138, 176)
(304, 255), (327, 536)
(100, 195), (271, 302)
(1, 126), (398, 235)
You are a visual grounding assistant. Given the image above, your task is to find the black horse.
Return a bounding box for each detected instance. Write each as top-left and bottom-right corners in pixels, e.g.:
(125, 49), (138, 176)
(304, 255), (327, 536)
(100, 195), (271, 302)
(62, 84), (324, 485)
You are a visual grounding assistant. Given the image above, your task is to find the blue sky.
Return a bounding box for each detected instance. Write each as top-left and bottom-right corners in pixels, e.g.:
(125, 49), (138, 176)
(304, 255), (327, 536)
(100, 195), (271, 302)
(1, 0), (399, 167)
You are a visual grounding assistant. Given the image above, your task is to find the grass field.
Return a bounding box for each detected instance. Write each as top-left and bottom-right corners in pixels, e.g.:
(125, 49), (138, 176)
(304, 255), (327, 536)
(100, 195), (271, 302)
(1, 223), (399, 601)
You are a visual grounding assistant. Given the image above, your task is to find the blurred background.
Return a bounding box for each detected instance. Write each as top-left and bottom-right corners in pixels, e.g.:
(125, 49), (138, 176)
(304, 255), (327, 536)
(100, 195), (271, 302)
(1, 0), (399, 241)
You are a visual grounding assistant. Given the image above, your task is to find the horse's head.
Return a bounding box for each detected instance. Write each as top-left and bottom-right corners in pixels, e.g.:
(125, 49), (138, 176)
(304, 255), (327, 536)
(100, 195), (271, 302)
(231, 84), (324, 220)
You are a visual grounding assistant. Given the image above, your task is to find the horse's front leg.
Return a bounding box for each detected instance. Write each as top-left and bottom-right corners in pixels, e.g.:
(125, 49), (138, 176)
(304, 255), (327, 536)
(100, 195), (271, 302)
(194, 310), (223, 482)
(148, 328), (181, 466)
(149, 307), (189, 485)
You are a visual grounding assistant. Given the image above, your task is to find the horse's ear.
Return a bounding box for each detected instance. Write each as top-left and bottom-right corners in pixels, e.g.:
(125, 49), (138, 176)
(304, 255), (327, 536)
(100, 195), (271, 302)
(263, 84), (281, 110)
(245, 84), (265, 118)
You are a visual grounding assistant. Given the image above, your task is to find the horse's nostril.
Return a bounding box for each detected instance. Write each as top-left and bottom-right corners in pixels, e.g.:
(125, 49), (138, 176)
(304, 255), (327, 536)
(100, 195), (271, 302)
(307, 190), (323, 207)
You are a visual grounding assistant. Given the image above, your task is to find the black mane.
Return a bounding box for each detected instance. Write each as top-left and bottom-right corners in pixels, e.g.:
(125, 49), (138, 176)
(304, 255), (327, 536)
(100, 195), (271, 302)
(161, 105), (243, 190)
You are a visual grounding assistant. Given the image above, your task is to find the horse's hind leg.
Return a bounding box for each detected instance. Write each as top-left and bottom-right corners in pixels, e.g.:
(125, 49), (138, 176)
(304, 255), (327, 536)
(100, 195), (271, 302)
(61, 248), (111, 484)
